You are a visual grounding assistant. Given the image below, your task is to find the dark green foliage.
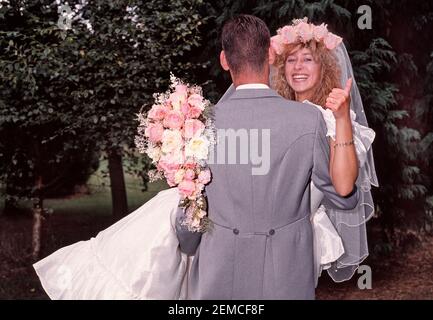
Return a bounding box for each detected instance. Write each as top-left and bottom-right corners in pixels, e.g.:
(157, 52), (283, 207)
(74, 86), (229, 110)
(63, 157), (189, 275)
(0, 0), (205, 204)
(196, 0), (433, 243)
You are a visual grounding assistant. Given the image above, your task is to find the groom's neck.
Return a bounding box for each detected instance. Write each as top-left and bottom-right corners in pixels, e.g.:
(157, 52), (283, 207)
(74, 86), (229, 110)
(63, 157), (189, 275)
(231, 71), (269, 88)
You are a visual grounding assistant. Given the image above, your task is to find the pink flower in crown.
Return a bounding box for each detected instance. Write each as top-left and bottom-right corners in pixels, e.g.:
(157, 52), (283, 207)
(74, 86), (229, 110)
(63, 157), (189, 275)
(163, 110), (184, 130)
(184, 119), (205, 139)
(323, 32), (342, 50)
(270, 35), (284, 55)
(178, 180), (196, 198)
(148, 104), (168, 121)
(313, 23), (329, 41)
(280, 25), (298, 44)
(296, 22), (314, 42)
(144, 122), (164, 143)
(198, 168), (211, 185)
(183, 169), (196, 181)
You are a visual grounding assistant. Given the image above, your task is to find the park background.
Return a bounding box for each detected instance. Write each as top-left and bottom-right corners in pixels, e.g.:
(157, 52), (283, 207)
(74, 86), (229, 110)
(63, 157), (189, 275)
(1, 0), (433, 299)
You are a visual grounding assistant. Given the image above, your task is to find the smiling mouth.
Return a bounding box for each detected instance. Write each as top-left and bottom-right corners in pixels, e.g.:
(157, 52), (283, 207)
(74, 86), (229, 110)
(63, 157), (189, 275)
(292, 74), (309, 82)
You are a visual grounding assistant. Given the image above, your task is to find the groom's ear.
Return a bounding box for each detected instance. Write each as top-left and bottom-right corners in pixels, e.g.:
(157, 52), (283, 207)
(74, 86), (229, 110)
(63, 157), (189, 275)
(220, 51), (230, 71)
(268, 46), (276, 65)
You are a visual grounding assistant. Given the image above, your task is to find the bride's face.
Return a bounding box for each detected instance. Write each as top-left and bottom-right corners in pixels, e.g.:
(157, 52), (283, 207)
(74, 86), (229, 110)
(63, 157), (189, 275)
(284, 47), (321, 101)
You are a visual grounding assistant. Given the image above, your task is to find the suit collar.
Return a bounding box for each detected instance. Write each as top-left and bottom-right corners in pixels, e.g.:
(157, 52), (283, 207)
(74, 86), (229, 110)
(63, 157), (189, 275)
(226, 88), (282, 101)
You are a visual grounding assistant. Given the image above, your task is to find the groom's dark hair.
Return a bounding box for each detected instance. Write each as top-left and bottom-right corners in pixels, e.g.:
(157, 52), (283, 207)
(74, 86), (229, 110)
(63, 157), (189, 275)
(221, 15), (270, 75)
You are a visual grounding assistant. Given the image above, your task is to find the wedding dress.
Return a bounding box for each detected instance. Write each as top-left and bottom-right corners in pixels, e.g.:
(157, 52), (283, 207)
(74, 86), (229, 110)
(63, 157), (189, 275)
(34, 188), (190, 299)
(33, 99), (375, 299)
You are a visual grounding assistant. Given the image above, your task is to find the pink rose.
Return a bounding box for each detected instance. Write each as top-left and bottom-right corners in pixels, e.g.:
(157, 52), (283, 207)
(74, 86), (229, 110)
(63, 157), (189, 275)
(296, 22), (314, 42)
(163, 110), (184, 130)
(169, 91), (187, 110)
(313, 23), (328, 41)
(280, 25), (298, 44)
(148, 104), (167, 121)
(198, 169), (211, 185)
(175, 84), (188, 94)
(181, 102), (203, 119)
(183, 169), (196, 181)
(183, 158), (197, 170)
(158, 151), (184, 170)
(184, 119), (205, 139)
(144, 122), (164, 143)
(187, 93), (205, 110)
(165, 169), (177, 187)
(178, 180), (196, 198)
(157, 160), (177, 174)
(324, 33), (342, 50)
(270, 35), (284, 55)
(157, 153), (184, 177)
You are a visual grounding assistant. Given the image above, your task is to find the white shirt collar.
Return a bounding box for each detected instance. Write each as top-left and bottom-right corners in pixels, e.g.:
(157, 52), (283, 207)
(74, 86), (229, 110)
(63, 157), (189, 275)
(235, 83), (270, 90)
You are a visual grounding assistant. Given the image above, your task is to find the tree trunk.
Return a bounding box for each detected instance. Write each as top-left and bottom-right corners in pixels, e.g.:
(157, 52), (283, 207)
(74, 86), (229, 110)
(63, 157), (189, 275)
(32, 176), (43, 262)
(108, 148), (128, 221)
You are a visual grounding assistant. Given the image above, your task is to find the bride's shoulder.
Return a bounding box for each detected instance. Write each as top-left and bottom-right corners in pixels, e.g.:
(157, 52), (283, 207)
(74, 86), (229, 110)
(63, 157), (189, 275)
(302, 99), (323, 110)
(302, 100), (333, 118)
(290, 99), (324, 119)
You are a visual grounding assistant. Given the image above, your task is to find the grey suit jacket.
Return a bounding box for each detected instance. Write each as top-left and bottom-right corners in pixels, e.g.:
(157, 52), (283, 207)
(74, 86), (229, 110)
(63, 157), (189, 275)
(176, 88), (359, 299)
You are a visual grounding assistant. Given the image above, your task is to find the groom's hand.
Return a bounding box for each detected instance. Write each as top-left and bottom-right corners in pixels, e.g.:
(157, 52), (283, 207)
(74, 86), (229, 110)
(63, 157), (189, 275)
(325, 78), (352, 120)
(175, 207), (202, 255)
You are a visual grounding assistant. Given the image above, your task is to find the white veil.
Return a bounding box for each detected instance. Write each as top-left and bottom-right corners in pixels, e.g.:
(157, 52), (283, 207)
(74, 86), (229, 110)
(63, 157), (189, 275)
(320, 42), (379, 282)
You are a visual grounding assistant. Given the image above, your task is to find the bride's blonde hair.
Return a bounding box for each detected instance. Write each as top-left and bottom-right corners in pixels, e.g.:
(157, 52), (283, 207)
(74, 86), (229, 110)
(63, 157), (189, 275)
(272, 41), (341, 107)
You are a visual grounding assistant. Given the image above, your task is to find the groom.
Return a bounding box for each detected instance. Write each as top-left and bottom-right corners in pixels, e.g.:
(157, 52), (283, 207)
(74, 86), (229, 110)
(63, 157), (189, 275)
(176, 14), (359, 299)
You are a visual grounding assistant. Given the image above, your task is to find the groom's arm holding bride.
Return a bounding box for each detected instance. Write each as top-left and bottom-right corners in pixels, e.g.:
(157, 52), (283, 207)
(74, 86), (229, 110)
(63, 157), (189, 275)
(312, 110), (360, 210)
(175, 207), (202, 255)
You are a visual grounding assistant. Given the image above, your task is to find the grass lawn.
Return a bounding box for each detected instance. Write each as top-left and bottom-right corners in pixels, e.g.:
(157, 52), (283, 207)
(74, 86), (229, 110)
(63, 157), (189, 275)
(1, 159), (169, 219)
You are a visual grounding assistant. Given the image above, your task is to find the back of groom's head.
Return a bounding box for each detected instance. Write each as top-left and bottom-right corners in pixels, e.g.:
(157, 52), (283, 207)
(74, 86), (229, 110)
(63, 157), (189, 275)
(221, 15), (270, 76)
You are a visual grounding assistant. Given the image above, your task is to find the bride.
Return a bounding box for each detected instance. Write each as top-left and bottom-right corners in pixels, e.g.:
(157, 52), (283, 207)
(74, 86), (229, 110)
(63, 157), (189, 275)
(269, 18), (378, 284)
(33, 18), (378, 299)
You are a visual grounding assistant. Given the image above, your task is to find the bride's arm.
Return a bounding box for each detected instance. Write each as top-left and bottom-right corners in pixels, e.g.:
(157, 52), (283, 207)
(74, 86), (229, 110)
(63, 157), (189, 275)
(328, 117), (358, 196)
(326, 79), (358, 197)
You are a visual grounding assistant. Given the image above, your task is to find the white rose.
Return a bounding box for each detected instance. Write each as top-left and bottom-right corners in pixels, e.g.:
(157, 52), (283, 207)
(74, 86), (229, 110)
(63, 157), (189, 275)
(161, 130), (183, 154)
(146, 144), (162, 163)
(174, 169), (186, 184)
(185, 136), (210, 160)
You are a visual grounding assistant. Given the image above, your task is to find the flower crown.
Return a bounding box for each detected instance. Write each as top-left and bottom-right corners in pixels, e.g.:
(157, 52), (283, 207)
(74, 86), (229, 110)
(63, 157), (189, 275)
(271, 17), (343, 55)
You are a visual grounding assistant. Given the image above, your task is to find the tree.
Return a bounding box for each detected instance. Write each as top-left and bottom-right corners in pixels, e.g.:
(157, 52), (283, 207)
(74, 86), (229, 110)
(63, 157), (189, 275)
(55, 0), (207, 220)
(0, 0), (99, 260)
(0, 0), (207, 259)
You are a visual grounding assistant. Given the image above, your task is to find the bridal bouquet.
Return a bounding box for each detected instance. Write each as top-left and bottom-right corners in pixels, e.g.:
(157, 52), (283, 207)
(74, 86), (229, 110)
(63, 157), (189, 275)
(135, 74), (215, 232)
